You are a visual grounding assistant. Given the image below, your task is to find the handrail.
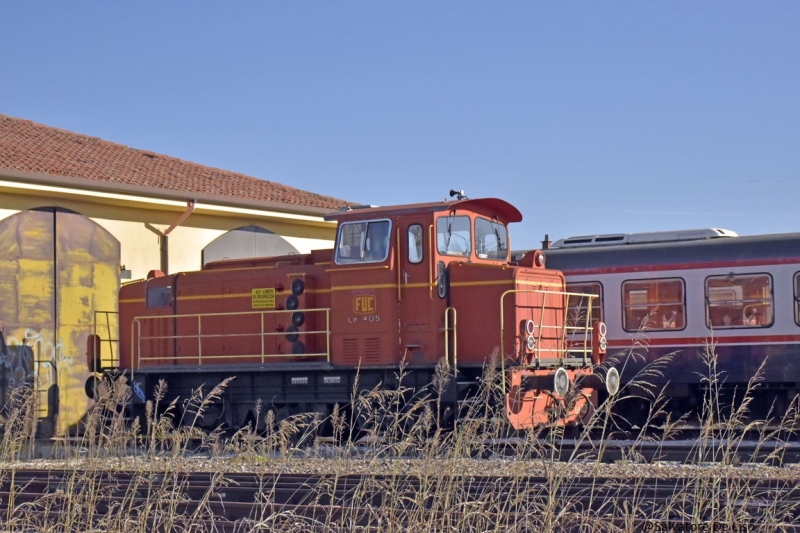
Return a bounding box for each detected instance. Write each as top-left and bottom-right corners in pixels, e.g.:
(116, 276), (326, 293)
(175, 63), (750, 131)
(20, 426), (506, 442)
(428, 224), (434, 300)
(444, 306), (458, 375)
(396, 226), (402, 302)
(499, 289), (598, 394)
(326, 265), (390, 272)
(132, 307), (331, 370)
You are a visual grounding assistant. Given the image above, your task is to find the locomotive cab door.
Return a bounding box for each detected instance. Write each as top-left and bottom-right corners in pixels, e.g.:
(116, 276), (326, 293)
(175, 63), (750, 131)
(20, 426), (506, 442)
(399, 221), (435, 364)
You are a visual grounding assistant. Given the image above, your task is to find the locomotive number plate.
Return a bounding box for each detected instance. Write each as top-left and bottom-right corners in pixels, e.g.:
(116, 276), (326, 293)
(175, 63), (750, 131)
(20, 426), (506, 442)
(251, 288), (276, 308)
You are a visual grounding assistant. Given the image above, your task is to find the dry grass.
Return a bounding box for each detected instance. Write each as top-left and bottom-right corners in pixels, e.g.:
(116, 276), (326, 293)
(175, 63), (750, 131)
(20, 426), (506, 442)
(0, 340), (799, 532)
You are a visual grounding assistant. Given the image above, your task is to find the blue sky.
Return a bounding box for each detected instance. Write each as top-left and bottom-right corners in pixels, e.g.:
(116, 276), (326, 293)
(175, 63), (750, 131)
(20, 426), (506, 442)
(1, 2), (798, 249)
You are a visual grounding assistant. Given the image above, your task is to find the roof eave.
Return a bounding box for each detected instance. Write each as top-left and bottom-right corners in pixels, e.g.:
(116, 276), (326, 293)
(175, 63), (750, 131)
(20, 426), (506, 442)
(0, 168), (339, 217)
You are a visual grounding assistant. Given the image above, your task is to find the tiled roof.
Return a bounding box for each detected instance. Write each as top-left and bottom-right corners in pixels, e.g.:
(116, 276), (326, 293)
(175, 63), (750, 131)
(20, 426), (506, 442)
(0, 114), (348, 212)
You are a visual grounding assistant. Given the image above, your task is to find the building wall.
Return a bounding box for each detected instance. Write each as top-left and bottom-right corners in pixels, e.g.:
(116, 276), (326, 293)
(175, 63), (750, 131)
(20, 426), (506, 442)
(0, 188), (336, 278)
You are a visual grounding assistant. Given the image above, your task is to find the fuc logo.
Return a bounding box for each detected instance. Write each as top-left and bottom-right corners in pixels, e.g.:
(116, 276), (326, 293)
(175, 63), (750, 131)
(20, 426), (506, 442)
(353, 294), (376, 314)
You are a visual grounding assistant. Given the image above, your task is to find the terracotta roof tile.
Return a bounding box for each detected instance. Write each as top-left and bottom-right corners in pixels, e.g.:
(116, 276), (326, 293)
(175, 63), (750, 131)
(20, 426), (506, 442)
(0, 114), (348, 211)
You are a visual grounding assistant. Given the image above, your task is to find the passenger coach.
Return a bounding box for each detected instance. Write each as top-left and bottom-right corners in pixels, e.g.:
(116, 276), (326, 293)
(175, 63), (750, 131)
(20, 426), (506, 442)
(542, 229), (800, 418)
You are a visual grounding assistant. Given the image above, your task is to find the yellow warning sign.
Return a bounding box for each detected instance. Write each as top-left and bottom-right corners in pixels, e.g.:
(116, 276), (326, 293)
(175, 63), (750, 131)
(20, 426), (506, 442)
(252, 288), (276, 309)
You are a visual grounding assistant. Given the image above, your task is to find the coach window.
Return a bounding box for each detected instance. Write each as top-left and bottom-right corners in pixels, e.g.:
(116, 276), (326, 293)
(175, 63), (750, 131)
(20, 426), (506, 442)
(706, 273), (773, 329)
(436, 215), (472, 257)
(622, 278), (685, 332)
(408, 224), (424, 264)
(475, 217), (509, 260)
(795, 273), (800, 326)
(566, 282), (603, 328)
(335, 219), (392, 265)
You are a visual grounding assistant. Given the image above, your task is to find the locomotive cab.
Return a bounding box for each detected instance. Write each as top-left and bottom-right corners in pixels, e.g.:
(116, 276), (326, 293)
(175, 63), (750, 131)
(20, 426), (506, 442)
(325, 197), (525, 368)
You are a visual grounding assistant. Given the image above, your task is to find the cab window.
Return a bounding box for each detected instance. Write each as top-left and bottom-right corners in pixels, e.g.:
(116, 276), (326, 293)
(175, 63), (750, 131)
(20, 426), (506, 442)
(622, 278), (685, 332)
(408, 224), (424, 264)
(335, 219), (391, 264)
(706, 273), (773, 328)
(566, 282), (603, 328)
(475, 217), (509, 260)
(146, 286), (172, 308)
(436, 215), (471, 257)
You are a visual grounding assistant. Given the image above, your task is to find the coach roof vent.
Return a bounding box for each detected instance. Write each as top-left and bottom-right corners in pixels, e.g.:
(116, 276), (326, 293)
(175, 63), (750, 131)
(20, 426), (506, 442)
(551, 228), (739, 248)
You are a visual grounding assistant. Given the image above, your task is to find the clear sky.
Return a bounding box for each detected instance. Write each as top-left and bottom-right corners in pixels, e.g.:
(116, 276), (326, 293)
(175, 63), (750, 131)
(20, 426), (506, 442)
(1, 2), (798, 249)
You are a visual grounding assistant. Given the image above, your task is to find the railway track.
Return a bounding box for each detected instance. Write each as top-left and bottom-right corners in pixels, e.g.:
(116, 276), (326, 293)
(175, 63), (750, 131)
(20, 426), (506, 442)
(37, 428), (800, 466)
(1, 468), (798, 532)
(488, 436), (800, 464)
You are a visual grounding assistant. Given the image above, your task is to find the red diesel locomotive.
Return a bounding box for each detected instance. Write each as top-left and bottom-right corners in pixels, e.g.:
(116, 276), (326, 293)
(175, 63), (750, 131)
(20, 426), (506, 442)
(88, 193), (610, 431)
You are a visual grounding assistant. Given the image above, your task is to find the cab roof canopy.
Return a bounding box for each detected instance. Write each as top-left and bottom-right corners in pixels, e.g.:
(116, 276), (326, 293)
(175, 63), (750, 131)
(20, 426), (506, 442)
(325, 197), (523, 224)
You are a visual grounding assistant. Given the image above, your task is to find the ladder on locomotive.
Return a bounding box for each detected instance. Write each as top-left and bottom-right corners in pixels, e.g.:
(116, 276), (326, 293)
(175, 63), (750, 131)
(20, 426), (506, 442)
(92, 310), (121, 370)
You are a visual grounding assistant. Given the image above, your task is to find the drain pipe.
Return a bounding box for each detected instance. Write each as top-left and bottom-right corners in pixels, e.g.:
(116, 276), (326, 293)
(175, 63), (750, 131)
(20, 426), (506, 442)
(160, 200), (196, 273)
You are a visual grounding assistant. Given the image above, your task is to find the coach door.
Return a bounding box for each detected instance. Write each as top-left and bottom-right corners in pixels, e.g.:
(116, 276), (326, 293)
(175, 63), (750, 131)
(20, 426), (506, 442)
(399, 221), (435, 363)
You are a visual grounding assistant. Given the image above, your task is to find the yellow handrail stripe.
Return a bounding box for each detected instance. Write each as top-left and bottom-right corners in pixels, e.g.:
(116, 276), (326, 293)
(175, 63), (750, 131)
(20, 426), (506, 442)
(428, 224), (434, 300)
(125, 279), (563, 303)
(177, 291), (329, 301)
(331, 283), (397, 291)
(326, 265), (390, 272)
(198, 264), (276, 273)
(133, 307), (331, 320)
(396, 226), (402, 302)
(450, 279), (562, 288)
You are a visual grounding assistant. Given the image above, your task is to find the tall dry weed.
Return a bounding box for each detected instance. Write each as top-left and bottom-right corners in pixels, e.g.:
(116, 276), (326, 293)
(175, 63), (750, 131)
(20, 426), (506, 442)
(0, 330), (798, 531)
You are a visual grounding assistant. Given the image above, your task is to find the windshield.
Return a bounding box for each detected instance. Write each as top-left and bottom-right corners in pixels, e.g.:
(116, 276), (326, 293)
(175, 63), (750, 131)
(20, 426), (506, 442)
(335, 219), (391, 264)
(436, 215), (471, 257)
(475, 217), (509, 260)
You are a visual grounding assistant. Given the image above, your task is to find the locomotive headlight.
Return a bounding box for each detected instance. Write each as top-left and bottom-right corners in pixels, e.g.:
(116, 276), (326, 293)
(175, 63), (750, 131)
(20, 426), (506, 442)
(523, 320), (536, 352)
(526, 334), (536, 351)
(553, 367), (570, 397)
(524, 319), (535, 336)
(605, 367), (620, 396)
(592, 321), (608, 364)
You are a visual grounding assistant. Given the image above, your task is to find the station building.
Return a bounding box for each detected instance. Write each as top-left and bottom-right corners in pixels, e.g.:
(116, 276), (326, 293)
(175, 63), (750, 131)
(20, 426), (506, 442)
(0, 114), (347, 435)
